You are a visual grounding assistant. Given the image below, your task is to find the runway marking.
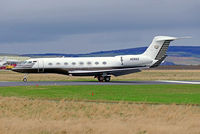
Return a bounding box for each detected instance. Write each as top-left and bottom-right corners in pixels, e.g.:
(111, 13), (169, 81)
(158, 80), (200, 84)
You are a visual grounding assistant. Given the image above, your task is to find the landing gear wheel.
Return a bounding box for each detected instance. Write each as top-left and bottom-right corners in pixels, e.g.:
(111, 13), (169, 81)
(23, 78), (27, 82)
(23, 74), (28, 82)
(104, 76), (111, 82)
(97, 76), (104, 82)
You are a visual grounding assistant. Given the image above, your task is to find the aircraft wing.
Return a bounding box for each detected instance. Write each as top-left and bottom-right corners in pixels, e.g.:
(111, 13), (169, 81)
(68, 67), (148, 76)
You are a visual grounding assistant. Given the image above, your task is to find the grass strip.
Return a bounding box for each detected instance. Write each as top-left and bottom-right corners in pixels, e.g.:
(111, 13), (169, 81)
(0, 85), (200, 104)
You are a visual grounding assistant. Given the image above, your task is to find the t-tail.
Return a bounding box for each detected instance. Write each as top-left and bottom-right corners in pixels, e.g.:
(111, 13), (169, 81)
(142, 36), (191, 68)
(1, 57), (7, 62)
(0, 57), (7, 66)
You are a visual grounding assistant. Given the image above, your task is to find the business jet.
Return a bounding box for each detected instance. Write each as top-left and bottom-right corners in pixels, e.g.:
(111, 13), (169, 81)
(0, 57), (20, 67)
(12, 36), (188, 82)
(0, 57), (7, 67)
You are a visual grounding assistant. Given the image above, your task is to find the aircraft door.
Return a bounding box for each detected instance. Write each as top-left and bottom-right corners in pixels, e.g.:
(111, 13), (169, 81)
(37, 60), (44, 72)
(119, 56), (129, 66)
(120, 56), (124, 65)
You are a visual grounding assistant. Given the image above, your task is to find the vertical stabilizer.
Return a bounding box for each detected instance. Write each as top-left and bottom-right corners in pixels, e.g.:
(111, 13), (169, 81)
(143, 36), (190, 67)
(1, 57), (7, 62)
(143, 36), (191, 60)
(143, 36), (179, 60)
(0, 57), (7, 66)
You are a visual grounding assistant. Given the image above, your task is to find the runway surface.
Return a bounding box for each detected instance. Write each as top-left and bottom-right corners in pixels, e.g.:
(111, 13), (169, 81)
(0, 80), (200, 87)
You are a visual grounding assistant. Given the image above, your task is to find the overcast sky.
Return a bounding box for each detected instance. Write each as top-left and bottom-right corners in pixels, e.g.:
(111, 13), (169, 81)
(0, 0), (199, 54)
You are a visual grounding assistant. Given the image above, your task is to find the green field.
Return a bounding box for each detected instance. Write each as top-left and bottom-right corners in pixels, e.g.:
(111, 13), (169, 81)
(0, 85), (200, 104)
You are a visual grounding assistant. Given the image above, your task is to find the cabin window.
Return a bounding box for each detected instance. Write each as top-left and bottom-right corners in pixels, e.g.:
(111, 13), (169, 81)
(87, 62), (91, 65)
(64, 62), (68, 65)
(48, 63), (53, 65)
(56, 62), (60, 65)
(95, 62), (99, 65)
(33, 61), (37, 63)
(79, 62), (84, 65)
(102, 61), (107, 65)
(72, 62), (76, 65)
(28, 61), (32, 64)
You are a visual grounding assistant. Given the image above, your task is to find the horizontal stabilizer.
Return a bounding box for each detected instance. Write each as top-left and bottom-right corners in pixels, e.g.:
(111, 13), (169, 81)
(155, 36), (191, 41)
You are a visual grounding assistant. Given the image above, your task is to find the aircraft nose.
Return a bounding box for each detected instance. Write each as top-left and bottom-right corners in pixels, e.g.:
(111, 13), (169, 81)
(12, 68), (23, 73)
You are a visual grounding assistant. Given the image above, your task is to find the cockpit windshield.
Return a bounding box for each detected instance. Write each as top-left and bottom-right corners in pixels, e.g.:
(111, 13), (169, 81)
(18, 60), (36, 65)
(15, 60), (36, 68)
(20, 61), (27, 64)
(21, 61), (35, 64)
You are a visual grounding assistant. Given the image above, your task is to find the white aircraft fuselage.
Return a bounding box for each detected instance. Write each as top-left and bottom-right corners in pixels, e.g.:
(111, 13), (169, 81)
(12, 36), (187, 82)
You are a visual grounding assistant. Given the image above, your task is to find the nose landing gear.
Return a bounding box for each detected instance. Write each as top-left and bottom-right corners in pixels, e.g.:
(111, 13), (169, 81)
(23, 74), (28, 82)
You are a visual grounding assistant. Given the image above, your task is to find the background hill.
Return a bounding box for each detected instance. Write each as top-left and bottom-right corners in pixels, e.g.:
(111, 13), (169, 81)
(20, 46), (200, 65)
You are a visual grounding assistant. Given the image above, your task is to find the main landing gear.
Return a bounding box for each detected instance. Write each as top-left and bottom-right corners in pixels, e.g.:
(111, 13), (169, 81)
(96, 75), (111, 82)
(23, 74), (28, 82)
